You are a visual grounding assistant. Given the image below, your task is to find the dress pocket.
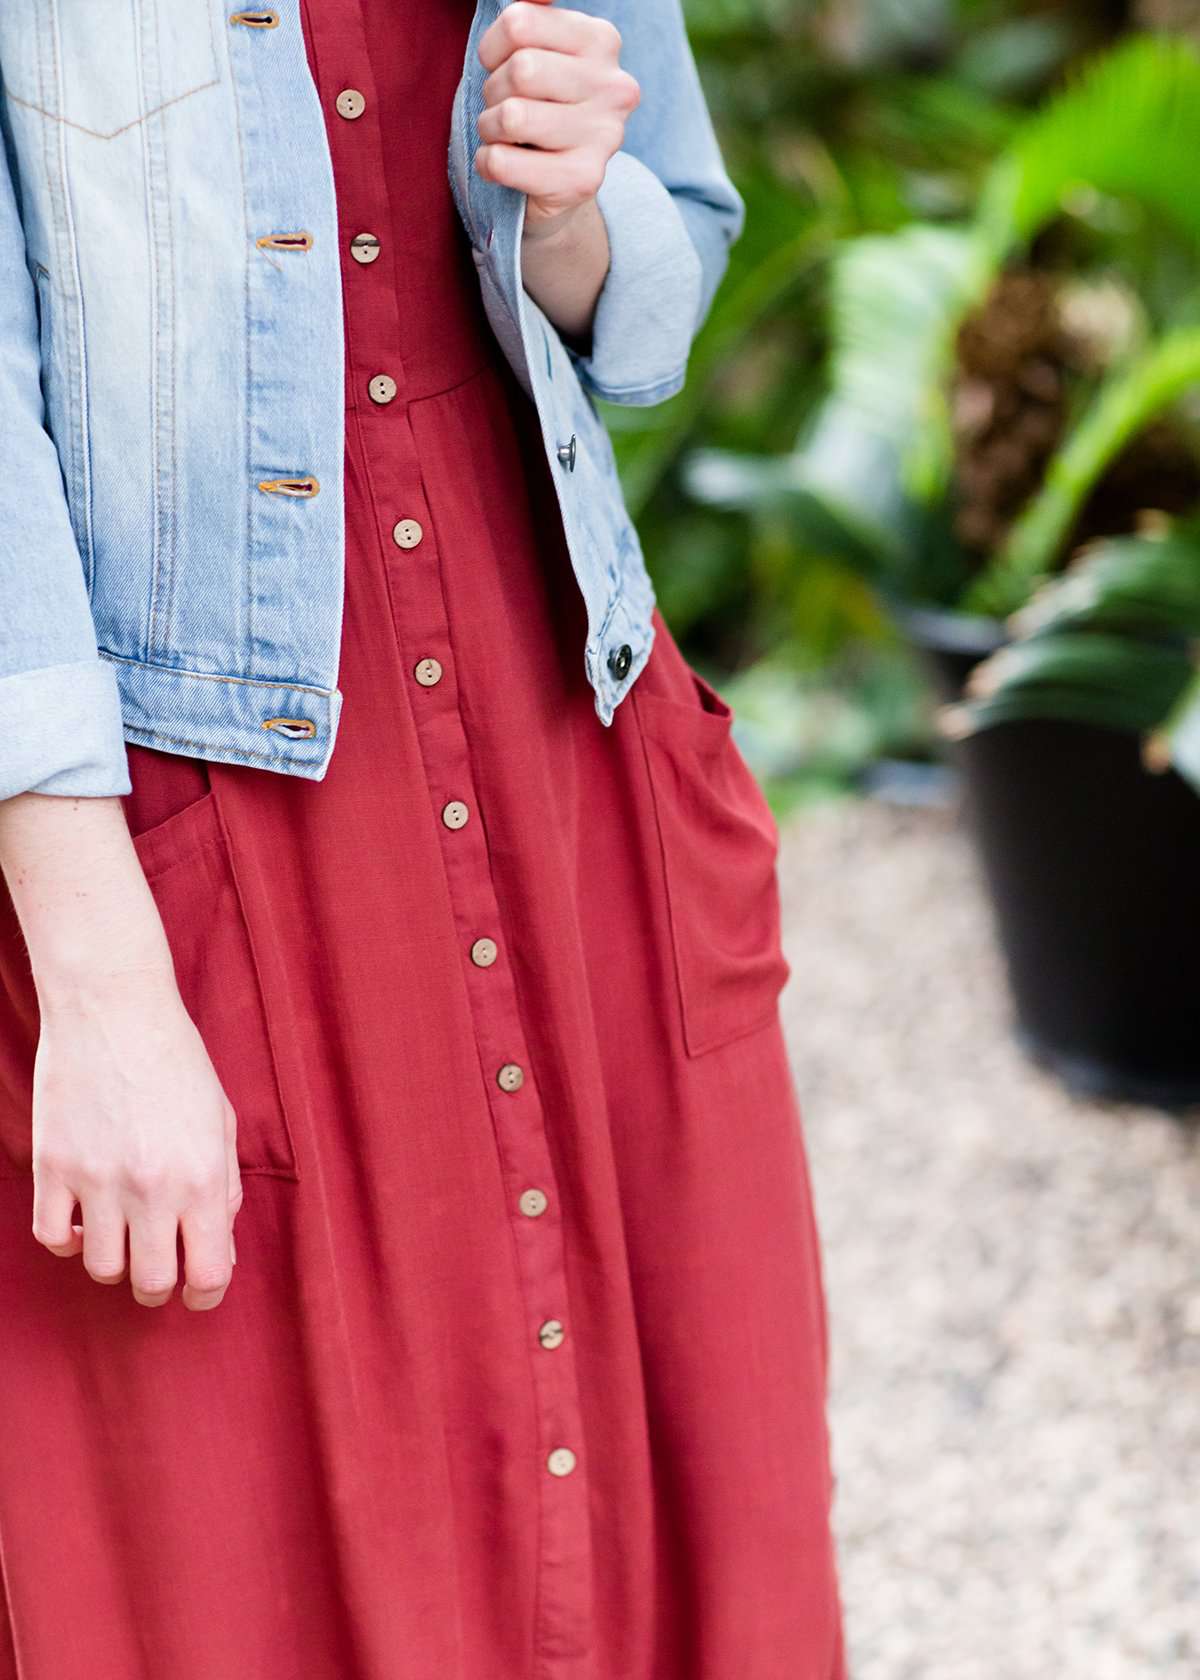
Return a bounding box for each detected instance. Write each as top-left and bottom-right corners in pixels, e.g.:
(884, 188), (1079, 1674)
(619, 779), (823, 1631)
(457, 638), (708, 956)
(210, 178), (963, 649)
(0, 780), (298, 1181)
(634, 666), (791, 1057)
(130, 788), (299, 1179)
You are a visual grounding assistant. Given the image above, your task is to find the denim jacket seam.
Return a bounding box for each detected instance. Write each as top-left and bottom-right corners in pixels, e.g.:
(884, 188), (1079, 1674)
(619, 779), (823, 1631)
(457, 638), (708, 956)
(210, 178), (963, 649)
(575, 365), (687, 404)
(123, 724), (321, 769)
(98, 648), (337, 698)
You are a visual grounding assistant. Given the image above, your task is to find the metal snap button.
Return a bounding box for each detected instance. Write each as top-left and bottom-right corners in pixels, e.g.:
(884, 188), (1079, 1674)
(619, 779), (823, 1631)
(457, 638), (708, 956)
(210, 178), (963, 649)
(351, 232), (381, 265)
(607, 643), (633, 680)
(556, 434), (577, 472)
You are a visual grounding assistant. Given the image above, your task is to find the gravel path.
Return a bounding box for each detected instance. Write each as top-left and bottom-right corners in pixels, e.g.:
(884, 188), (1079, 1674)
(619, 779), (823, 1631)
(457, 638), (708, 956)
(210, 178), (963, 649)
(777, 798), (1200, 1680)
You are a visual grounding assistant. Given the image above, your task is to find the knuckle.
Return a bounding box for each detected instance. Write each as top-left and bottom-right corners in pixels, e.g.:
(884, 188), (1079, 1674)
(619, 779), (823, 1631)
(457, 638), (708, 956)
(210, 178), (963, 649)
(32, 1222), (71, 1253)
(132, 1276), (175, 1301)
(182, 1165), (226, 1202)
(188, 1265), (232, 1295)
(499, 96), (524, 138)
(175, 1162), (226, 1202)
(509, 47), (538, 92)
(32, 1148), (74, 1182)
(121, 1163), (171, 1200)
(597, 17), (622, 55)
(505, 2), (536, 43)
(577, 155), (606, 198)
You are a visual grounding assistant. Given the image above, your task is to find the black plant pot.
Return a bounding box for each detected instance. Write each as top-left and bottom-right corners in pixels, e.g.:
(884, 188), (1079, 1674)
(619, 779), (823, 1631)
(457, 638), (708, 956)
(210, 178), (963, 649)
(896, 600), (1200, 1111)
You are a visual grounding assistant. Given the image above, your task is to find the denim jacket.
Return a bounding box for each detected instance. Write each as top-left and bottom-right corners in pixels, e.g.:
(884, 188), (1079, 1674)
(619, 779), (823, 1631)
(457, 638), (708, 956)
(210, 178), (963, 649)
(0, 0), (743, 799)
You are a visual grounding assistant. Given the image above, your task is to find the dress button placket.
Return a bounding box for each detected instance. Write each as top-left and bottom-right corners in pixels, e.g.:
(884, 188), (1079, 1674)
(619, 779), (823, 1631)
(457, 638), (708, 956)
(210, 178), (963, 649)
(323, 21), (591, 1668)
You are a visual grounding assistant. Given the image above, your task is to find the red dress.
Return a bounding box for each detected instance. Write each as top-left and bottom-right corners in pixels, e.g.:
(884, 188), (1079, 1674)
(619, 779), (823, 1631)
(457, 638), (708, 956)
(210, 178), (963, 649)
(0, 3), (845, 1675)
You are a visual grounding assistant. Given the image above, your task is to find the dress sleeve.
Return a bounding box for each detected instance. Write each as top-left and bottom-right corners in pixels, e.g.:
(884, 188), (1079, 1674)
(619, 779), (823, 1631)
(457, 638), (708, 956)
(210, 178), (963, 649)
(559, 0), (746, 408)
(0, 115), (131, 801)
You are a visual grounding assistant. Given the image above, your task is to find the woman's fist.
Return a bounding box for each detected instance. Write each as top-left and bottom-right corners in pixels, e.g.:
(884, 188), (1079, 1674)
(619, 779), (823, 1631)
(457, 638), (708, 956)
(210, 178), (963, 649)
(474, 1), (640, 234)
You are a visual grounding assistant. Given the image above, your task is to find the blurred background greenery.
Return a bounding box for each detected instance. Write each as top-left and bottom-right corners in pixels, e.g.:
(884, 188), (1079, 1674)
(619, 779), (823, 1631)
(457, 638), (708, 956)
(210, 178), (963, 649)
(610, 0), (1200, 817)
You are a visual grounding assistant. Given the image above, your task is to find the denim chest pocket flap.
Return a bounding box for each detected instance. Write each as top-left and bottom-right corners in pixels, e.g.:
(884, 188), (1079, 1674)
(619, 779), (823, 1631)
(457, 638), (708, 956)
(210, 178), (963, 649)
(634, 669), (791, 1058)
(0, 0), (219, 139)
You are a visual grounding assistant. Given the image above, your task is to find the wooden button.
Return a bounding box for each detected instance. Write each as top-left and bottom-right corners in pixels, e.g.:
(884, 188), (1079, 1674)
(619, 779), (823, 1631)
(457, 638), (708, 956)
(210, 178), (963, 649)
(414, 658), (443, 687)
(368, 373), (397, 405)
(392, 518), (423, 549)
(497, 1062), (524, 1093)
(470, 937), (498, 968)
(518, 1188), (548, 1218)
(350, 232), (381, 265)
(442, 800), (470, 831)
(336, 88), (366, 119)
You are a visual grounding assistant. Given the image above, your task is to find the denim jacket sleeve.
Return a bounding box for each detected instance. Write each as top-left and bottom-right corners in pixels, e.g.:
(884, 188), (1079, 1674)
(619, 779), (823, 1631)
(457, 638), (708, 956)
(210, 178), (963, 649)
(0, 130), (131, 802)
(560, 0), (746, 408)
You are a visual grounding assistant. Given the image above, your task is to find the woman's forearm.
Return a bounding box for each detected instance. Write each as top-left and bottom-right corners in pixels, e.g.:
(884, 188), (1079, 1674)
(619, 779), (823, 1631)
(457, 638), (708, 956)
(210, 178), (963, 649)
(0, 792), (172, 1003)
(520, 198), (610, 353)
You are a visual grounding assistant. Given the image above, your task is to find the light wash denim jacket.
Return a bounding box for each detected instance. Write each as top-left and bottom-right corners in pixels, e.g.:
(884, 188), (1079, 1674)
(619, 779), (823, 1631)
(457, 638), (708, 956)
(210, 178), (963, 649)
(0, 0), (744, 799)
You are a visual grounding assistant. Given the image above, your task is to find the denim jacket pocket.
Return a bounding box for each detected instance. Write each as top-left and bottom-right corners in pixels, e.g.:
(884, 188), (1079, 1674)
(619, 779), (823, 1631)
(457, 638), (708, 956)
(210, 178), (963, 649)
(0, 1), (219, 140)
(634, 667), (791, 1058)
(130, 787), (300, 1180)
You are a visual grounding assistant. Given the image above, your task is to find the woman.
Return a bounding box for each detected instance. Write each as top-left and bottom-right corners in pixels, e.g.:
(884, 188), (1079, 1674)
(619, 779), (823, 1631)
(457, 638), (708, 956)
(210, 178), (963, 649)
(0, 1), (844, 1675)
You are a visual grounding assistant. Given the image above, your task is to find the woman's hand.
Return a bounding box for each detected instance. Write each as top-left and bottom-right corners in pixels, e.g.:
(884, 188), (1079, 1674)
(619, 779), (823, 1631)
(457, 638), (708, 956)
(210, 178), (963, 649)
(0, 791), (241, 1311)
(474, 0), (640, 344)
(33, 965), (241, 1312)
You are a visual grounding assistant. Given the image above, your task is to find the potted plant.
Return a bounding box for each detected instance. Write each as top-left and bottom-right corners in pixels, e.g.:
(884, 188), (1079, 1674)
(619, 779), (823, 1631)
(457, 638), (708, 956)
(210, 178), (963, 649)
(682, 34), (1200, 1104)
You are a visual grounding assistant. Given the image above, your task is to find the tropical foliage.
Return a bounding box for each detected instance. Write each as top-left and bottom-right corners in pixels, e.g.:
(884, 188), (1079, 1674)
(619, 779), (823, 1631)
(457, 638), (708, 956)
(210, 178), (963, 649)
(943, 523), (1200, 791)
(618, 2), (1200, 801)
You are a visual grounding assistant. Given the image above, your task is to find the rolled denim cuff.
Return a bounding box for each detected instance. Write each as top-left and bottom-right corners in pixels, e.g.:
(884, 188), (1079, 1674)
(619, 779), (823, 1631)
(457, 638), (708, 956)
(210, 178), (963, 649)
(565, 149), (704, 407)
(0, 658), (132, 800)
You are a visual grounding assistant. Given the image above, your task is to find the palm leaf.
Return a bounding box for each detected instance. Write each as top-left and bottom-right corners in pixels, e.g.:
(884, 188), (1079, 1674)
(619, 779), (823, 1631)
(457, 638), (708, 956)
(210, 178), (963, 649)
(682, 418), (907, 574)
(792, 35), (1200, 592)
(977, 34), (1200, 264)
(787, 224), (985, 529)
(1008, 526), (1200, 639)
(941, 630), (1194, 740)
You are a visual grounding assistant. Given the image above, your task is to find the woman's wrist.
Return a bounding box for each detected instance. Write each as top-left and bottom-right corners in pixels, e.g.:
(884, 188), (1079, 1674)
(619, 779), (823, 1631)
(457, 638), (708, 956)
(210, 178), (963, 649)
(0, 791), (174, 1005)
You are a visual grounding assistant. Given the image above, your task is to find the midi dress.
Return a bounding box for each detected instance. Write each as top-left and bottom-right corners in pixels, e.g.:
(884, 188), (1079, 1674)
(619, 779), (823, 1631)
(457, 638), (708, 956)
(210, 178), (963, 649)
(0, 2), (845, 1676)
